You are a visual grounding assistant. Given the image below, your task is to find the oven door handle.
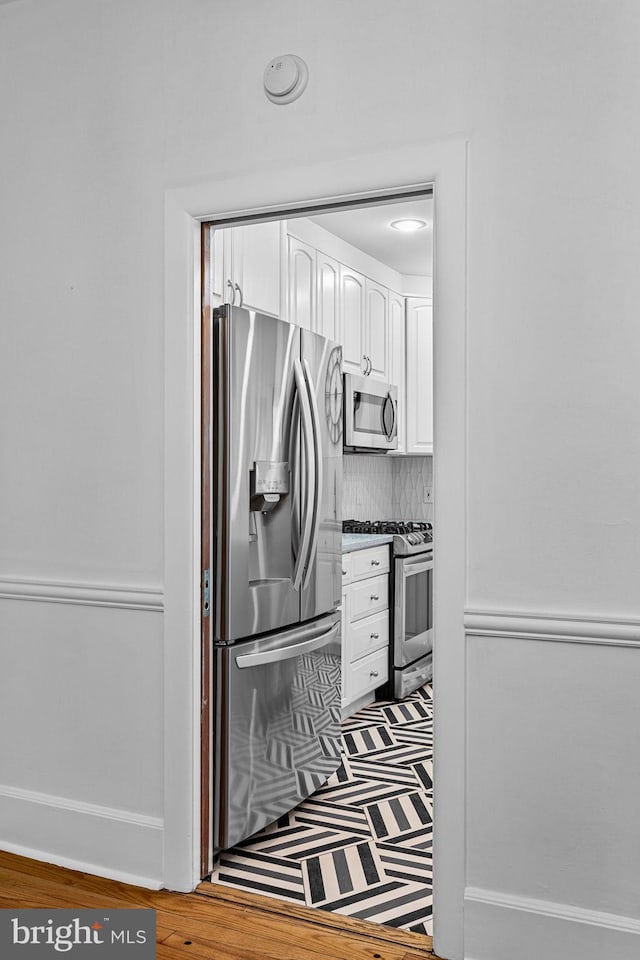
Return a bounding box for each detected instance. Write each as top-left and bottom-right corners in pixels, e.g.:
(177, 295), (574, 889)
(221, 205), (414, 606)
(400, 557), (433, 576)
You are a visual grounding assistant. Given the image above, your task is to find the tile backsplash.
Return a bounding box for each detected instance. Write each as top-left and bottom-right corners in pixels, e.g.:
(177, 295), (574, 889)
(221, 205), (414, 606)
(342, 454), (434, 522)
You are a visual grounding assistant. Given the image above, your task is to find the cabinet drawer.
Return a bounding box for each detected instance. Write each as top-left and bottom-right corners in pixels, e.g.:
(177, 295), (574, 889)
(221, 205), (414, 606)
(349, 574), (388, 622)
(349, 610), (389, 662)
(348, 647), (389, 703)
(352, 545), (390, 580)
(341, 553), (352, 584)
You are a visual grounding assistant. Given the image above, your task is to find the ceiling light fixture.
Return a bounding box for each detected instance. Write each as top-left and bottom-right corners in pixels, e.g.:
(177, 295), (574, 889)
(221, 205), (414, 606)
(390, 219), (427, 232)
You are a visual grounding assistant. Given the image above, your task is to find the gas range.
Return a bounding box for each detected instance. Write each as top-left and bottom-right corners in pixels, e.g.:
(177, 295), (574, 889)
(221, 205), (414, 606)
(342, 519), (433, 556)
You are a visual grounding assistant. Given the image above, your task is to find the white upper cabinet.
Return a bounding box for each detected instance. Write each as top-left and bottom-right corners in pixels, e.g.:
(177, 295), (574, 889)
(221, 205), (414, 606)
(340, 265), (367, 375)
(287, 235), (315, 331)
(388, 290), (406, 455)
(405, 298), (433, 455)
(365, 279), (389, 381)
(211, 221), (281, 318)
(316, 252), (341, 344)
(238, 221), (282, 317)
(283, 217), (433, 457)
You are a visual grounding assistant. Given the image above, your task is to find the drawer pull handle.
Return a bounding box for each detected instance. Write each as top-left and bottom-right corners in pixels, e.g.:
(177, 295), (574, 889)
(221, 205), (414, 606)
(370, 594), (379, 601)
(371, 559), (380, 566)
(370, 670), (379, 678)
(370, 632), (380, 639)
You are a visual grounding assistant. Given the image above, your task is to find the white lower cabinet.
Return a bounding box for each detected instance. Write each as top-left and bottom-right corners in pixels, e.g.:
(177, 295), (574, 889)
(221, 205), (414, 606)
(341, 545), (390, 716)
(349, 610), (389, 662)
(348, 647), (389, 706)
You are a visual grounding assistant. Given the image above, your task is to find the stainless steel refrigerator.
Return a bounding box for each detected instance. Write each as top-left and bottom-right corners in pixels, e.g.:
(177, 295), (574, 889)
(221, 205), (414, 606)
(207, 304), (343, 864)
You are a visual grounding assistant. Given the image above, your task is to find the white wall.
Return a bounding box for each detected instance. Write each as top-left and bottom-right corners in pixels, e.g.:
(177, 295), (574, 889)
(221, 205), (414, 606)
(1, 1), (639, 957)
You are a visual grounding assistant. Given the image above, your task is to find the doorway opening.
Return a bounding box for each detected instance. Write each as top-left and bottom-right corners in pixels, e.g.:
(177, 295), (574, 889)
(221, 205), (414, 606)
(199, 186), (436, 938)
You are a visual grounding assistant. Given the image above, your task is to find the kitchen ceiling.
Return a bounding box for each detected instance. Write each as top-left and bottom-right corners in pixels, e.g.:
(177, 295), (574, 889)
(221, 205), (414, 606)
(309, 197), (433, 277)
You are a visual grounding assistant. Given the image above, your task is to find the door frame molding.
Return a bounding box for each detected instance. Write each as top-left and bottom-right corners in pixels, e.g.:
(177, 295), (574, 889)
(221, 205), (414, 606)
(163, 139), (468, 960)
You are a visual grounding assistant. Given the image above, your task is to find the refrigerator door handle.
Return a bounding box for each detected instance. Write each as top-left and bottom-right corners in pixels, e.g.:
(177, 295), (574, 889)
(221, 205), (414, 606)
(235, 622), (339, 668)
(302, 358), (323, 588)
(292, 358), (315, 591)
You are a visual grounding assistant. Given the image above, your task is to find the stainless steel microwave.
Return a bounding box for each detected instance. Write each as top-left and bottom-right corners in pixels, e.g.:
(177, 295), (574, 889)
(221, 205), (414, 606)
(343, 373), (398, 453)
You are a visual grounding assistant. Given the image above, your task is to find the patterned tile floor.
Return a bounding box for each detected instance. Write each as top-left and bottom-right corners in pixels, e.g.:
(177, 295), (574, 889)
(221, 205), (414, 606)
(208, 683), (433, 936)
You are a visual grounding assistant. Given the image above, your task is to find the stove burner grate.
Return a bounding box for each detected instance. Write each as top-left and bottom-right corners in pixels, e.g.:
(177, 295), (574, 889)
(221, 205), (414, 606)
(343, 519), (432, 536)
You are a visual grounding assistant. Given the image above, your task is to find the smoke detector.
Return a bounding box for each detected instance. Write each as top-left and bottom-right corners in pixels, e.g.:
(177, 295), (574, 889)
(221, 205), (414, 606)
(263, 55), (308, 105)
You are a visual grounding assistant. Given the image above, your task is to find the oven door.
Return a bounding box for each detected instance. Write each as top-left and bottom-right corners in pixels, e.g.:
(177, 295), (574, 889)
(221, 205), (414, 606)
(394, 552), (433, 668)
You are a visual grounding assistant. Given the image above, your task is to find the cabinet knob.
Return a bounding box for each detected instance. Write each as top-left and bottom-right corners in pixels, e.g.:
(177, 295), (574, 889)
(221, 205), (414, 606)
(370, 632), (379, 639)
(342, 568), (347, 576)
(371, 559), (380, 566)
(370, 670), (379, 678)
(370, 594), (379, 601)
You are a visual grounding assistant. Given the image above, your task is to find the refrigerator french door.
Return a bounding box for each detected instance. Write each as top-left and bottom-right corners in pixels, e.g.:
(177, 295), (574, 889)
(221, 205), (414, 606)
(208, 305), (343, 865)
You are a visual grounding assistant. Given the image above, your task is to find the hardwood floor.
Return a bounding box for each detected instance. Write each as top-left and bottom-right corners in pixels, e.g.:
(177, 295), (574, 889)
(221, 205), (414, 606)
(0, 851), (441, 959)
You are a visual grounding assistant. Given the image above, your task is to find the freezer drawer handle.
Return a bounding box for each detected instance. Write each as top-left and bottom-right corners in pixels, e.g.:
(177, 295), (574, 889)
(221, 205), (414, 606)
(235, 622), (339, 669)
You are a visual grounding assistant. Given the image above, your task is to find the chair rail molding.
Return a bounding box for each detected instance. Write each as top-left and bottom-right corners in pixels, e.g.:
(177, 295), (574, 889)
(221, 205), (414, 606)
(465, 608), (640, 648)
(0, 576), (164, 612)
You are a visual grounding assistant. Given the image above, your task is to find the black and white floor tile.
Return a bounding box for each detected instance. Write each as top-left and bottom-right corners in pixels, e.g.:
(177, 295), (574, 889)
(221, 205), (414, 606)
(209, 683), (433, 936)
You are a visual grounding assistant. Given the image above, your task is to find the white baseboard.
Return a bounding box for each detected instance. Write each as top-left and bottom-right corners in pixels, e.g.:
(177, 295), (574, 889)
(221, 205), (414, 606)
(464, 887), (640, 960)
(0, 784), (164, 889)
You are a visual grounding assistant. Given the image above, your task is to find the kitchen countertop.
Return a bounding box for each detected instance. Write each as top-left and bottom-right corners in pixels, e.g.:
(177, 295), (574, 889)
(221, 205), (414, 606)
(342, 533), (394, 553)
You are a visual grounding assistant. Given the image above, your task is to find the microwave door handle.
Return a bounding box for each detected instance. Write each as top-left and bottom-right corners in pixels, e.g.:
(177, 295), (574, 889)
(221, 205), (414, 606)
(292, 358), (315, 591)
(382, 392), (396, 441)
(302, 359), (322, 588)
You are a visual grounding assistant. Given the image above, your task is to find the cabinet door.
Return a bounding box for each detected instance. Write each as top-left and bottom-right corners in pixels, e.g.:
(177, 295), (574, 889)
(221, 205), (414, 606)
(210, 228), (233, 308)
(316, 252), (341, 343)
(235, 221), (281, 318)
(365, 279), (389, 381)
(340, 585), (350, 705)
(288, 235), (315, 331)
(388, 291), (406, 454)
(406, 298), (433, 455)
(340, 265), (366, 375)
